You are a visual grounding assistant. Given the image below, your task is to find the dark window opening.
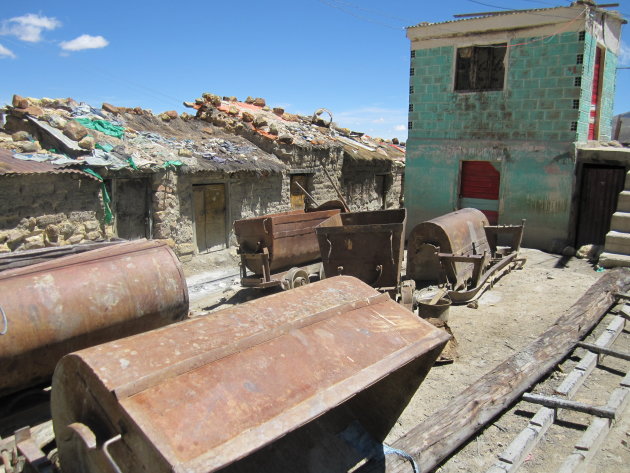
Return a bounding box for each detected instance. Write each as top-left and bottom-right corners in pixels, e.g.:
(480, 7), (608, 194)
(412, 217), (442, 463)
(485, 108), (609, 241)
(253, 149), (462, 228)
(408, 121), (413, 130)
(411, 50), (416, 58)
(576, 54), (583, 64)
(574, 77), (582, 87)
(571, 121), (578, 131)
(409, 85), (414, 94)
(573, 99), (580, 109)
(578, 31), (585, 41)
(409, 103), (414, 112)
(454, 44), (506, 92)
(410, 67), (415, 76)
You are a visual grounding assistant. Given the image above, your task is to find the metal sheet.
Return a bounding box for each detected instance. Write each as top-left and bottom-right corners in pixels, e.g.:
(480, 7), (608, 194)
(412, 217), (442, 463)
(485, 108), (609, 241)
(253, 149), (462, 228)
(52, 276), (449, 473)
(315, 209), (406, 290)
(0, 239), (188, 397)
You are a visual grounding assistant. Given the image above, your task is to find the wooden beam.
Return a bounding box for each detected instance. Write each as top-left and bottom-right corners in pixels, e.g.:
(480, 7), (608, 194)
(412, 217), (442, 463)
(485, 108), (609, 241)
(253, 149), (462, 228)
(357, 269), (630, 473)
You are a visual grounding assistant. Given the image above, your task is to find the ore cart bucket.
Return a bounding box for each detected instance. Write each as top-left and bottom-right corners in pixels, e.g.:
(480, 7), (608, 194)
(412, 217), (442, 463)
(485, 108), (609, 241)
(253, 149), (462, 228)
(234, 208), (341, 275)
(315, 209), (406, 291)
(417, 297), (452, 322)
(52, 276), (449, 473)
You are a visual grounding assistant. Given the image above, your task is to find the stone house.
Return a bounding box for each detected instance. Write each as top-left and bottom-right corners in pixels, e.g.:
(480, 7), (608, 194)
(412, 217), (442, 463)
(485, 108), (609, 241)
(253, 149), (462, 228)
(405, 1), (627, 252)
(0, 149), (103, 252)
(0, 94), (404, 262)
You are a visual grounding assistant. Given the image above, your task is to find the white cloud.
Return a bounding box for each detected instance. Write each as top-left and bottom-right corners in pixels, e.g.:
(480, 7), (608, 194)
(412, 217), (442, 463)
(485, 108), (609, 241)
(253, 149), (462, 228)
(1, 13), (61, 42)
(0, 43), (15, 58)
(619, 40), (630, 66)
(334, 106), (408, 139)
(60, 34), (109, 51)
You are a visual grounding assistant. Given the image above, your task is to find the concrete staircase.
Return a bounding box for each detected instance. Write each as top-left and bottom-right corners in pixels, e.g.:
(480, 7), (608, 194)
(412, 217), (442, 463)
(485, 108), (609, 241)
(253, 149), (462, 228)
(600, 173), (630, 268)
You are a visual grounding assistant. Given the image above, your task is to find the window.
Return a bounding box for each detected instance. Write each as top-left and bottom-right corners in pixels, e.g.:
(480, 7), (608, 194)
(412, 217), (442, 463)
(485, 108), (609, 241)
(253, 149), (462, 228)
(574, 77), (582, 87)
(409, 103), (414, 112)
(410, 85), (414, 94)
(408, 121), (413, 130)
(410, 67), (415, 76)
(576, 54), (583, 65)
(455, 44), (507, 92)
(411, 50), (416, 58)
(573, 99), (580, 109)
(570, 122), (578, 131)
(578, 31), (585, 41)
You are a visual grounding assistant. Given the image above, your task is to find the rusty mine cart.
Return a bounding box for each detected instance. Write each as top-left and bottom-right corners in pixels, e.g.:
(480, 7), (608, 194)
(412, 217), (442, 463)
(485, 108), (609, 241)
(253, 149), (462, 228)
(234, 207), (342, 290)
(406, 208), (526, 304)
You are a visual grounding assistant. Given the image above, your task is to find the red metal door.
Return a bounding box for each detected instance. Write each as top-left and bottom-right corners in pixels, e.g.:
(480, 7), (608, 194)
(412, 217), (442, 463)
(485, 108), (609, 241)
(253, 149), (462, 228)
(459, 161), (500, 224)
(588, 47), (602, 140)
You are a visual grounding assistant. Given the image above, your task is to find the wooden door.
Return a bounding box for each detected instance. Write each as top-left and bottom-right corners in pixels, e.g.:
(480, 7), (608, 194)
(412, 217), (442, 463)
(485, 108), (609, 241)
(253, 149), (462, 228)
(576, 165), (625, 247)
(193, 184), (227, 252)
(115, 178), (148, 239)
(290, 175), (308, 210)
(459, 161), (500, 224)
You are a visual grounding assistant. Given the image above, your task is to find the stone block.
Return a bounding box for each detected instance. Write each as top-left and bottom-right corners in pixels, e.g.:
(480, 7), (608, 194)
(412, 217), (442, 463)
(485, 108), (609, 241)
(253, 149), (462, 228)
(68, 234), (84, 245)
(85, 231), (102, 241)
(175, 243), (195, 255)
(36, 213), (65, 227)
(23, 235), (45, 250)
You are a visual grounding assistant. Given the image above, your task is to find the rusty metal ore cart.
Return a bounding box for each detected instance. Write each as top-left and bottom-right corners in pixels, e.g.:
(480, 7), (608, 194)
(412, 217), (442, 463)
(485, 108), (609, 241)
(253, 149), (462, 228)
(52, 276), (449, 473)
(0, 239), (189, 398)
(234, 208), (340, 290)
(406, 208), (525, 303)
(315, 209), (407, 293)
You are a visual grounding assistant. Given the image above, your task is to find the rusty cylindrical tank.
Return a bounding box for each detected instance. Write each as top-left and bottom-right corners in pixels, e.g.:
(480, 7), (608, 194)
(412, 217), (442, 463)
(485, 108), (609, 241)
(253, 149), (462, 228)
(406, 208), (491, 288)
(52, 276), (449, 473)
(0, 239), (188, 397)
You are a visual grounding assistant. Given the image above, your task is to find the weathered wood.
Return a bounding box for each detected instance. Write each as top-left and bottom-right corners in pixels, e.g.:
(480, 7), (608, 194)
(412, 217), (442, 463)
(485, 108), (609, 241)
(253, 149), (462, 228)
(521, 393), (617, 419)
(358, 269), (630, 473)
(576, 341), (630, 361)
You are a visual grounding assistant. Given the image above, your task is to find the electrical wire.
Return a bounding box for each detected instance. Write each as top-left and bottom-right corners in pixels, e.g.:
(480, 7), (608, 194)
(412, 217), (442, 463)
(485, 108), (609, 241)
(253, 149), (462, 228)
(316, 0), (404, 30)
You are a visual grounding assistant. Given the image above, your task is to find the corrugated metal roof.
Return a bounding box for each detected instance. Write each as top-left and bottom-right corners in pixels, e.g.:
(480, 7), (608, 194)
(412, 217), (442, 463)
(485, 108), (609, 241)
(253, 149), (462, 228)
(407, 5), (577, 29)
(0, 149), (99, 180)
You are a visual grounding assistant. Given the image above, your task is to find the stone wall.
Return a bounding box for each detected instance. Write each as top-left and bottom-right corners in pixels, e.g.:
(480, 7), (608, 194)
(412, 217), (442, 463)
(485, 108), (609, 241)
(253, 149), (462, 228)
(0, 173), (104, 253)
(342, 157), (403, 211)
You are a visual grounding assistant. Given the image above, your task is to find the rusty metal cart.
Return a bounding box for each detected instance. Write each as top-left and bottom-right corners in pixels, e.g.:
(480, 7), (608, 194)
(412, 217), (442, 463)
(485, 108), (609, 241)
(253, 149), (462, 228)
(234, 207), (341, 290)
(52, 276), (449, 473)
(406, 208), (525, 304)
(314, 209), (407, 294)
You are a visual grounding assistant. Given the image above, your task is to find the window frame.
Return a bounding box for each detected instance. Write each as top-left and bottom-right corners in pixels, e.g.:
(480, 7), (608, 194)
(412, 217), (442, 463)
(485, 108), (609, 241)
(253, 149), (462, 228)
(453, 43), (508, 93)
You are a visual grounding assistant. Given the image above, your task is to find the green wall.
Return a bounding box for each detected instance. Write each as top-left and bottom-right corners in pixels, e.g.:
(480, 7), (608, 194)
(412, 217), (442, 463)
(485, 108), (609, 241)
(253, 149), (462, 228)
(406, 30), (619, 251)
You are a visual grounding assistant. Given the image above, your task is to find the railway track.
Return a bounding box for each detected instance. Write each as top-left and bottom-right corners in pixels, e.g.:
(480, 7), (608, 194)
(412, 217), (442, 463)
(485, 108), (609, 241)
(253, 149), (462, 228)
(484, 299), (629, 473)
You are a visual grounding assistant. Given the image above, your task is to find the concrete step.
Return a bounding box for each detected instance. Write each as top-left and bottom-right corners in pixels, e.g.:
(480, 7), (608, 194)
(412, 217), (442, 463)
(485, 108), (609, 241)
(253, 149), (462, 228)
(604, 230), (630, 255)
(610, 212), (630, 233)
(616, 191), (630, 212)
(599, 251), (630, 268)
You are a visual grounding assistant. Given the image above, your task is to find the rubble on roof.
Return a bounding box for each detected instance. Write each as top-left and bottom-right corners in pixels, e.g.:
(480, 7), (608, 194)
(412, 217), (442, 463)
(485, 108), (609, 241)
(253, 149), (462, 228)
(1, 92), (404, 175)
(184, 92), (405, 164)
(0, 94), (286, 174)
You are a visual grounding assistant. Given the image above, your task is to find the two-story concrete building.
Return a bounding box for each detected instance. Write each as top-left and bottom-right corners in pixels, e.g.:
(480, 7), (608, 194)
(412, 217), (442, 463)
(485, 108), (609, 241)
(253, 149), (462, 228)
(405, 1), (626, 252)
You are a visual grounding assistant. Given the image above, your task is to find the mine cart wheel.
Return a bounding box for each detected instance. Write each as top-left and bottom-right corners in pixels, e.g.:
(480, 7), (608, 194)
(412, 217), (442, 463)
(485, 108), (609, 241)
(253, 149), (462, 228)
(283, 267), (310, 290)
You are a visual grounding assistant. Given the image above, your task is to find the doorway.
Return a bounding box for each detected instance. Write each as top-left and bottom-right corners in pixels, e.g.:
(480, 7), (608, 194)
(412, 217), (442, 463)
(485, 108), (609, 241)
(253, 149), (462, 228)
(459, 161), (500, 224)
(114, 178), (149, 239)
(575, 164), (625, 247)
(193, 184), (227, 252)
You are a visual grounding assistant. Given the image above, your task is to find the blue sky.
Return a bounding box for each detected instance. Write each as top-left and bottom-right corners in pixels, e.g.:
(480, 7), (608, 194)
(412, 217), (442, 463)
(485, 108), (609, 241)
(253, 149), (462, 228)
(1, 1), (628, 140)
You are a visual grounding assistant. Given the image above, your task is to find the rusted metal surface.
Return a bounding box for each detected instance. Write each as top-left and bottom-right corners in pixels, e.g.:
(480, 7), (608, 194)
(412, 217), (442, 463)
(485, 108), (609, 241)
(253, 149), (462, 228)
(0, 149), (95, 178)
(0, 239), (188, 397)
(52, 276), (449, 473)
(407, 208), (525, 303)
(407, 208), (491, 288)
(234, 207), (340, 287)
(315, 209), (406, 291)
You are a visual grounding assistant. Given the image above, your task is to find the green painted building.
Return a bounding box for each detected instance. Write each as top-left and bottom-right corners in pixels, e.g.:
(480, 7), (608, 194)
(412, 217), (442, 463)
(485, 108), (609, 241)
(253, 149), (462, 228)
(405, 1), (626, 251)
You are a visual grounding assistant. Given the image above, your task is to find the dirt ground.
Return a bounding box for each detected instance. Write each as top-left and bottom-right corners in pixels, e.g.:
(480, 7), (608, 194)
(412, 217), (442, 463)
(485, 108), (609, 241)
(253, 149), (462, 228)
(183, 248), (629, 472)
